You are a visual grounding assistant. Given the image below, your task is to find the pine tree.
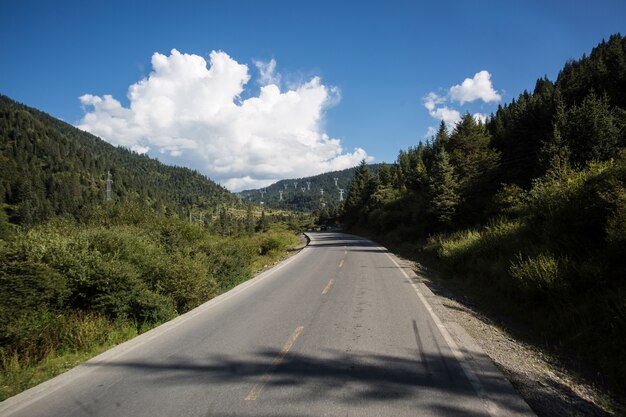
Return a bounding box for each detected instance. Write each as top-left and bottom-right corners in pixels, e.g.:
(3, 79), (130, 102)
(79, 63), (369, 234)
(428, 147), (460, 227)
(343, 160), (371, 226)
(563, 92), (621, 165)
(540, 93), (571, 179)
(433, 120), (449, 154)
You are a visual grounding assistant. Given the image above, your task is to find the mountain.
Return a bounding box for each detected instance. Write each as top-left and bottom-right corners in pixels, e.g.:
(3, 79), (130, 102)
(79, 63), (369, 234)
(0, 95), (236, 226)
(238, 164), (380, 211)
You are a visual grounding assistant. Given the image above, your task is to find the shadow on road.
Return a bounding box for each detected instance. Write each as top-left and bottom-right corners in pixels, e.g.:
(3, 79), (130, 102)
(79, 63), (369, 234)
(86, 348), (531, 416)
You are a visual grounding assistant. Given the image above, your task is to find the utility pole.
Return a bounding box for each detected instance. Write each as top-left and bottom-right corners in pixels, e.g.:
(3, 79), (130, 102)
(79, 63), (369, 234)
(339, 189), (345, 201)
(293, 181), (298, 189)
(279, 190), (283, 201)
(334, 177), (339, 187)
(284, 183), (288, 190)
(306, 181), (311, 191)
(105, 171), (112, 202)
(320, 188), (324, 196)
(301, 187), (306, 193)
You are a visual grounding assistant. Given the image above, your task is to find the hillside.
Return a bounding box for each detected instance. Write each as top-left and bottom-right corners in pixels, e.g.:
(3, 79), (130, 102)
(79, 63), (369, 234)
(239, 164), (380, 211)
(0, 95), (236, 227)
(342, 33), (626, 400)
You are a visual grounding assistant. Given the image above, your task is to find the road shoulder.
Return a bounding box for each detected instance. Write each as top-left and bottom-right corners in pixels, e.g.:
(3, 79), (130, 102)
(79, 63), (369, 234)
(393, 256), (617, 417)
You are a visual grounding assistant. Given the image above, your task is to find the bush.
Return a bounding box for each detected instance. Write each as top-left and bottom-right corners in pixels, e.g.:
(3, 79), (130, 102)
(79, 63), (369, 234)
(509, 252), (562, 298)
(259, 236), (284, 255)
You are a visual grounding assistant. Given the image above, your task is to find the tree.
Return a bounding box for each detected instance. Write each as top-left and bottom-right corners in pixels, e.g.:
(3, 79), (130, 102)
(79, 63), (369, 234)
(244, 205), (255, 236)
(428, 147), (460, 227)
(255, 210), (269, 232)
(562, 92), (621, 166)
(447, 114), (500, 224)
(343, 160), (371, 226)
(540, 94), (571, 179)
(433, 120), (449, 154)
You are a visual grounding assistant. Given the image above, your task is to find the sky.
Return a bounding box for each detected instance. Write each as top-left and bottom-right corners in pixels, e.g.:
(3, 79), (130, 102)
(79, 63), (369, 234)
(1, 0), (624, 191)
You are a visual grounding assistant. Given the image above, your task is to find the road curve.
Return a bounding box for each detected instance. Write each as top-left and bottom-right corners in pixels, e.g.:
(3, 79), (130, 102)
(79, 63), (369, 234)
(0, 232), (535, 417)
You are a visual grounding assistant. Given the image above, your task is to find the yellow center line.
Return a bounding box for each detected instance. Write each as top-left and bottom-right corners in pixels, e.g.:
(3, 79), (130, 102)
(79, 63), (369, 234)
(245, 325), (304, 401)
(322, 278), (334, 295)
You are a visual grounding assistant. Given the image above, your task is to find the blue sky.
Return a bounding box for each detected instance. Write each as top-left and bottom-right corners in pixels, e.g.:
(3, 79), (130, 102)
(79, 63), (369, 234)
(1, 0), (624, 190)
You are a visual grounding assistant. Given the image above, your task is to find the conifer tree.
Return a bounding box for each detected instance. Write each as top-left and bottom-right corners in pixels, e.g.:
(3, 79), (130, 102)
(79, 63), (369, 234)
(428, 147), (460, 227)
(433, 120), (449, 154)
(540, 94), (571, 179)
(343, 160), (371, 226)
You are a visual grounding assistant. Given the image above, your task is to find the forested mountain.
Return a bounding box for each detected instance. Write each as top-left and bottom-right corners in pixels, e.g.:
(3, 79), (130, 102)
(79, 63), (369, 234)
(0, 95), (236, 227)
(239, 164), (380, 211)
(342, 34), (626, 396)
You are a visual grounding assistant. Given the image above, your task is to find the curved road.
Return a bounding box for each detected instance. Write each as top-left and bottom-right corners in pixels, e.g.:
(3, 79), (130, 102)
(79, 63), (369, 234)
(1, 232), (534, 417)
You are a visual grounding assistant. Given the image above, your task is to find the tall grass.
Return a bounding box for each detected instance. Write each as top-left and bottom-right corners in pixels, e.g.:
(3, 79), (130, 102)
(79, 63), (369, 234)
(0, 312), (140, 400)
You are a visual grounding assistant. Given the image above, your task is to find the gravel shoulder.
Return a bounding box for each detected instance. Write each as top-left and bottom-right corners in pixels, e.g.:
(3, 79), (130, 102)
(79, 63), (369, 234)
(394, 257), (621, 417)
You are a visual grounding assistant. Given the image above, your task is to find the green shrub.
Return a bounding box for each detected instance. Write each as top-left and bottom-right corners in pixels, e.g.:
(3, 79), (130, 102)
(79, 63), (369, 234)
(0, 243), (69, 330)
(259, 236), (284, 255)
(509, 252), (562, 298)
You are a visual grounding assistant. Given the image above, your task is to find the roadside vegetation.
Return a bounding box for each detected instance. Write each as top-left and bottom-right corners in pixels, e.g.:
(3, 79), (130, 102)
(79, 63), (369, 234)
(343, 34), (626, 404)
(0, 202), (307, 401)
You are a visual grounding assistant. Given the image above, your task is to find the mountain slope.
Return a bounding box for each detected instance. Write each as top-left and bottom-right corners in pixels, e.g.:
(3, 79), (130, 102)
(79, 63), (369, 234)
(0, 95), (235, 226)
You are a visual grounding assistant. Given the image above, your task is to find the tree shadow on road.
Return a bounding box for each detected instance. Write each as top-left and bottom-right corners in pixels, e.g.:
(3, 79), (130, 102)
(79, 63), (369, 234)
(86, 348), (532, 416)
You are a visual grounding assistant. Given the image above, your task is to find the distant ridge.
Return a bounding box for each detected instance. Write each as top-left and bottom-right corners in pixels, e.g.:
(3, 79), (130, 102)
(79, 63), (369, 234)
(239, 164), (380, 211)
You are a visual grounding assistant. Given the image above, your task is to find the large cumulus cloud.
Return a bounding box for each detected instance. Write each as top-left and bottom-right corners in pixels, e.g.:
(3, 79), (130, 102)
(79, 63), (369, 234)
(77, 49), (369, 191)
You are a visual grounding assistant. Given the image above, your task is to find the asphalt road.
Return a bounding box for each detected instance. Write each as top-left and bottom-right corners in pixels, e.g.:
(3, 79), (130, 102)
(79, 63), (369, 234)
(0, 232), (535, 417)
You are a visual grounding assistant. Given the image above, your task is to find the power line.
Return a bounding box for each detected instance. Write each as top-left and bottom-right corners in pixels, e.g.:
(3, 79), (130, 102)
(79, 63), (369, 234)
(105, 171), (112, 202)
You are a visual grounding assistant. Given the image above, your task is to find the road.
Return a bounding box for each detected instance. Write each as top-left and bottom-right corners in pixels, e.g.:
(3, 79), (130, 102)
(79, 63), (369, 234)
(0, 232), (534, 417)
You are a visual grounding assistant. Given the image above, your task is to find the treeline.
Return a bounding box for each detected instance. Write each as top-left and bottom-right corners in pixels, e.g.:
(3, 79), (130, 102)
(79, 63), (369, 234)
(343, 34), (626, 396)
(0, 95), (236, 228)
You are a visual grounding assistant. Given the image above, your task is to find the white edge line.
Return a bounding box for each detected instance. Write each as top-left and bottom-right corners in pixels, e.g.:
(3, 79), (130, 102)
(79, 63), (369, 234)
(384, 251), (500, 417)
(0, 244), (310, 416)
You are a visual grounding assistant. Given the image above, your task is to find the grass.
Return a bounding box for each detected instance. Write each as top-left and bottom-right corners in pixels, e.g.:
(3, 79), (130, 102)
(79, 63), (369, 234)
(0, 313), (142, 401)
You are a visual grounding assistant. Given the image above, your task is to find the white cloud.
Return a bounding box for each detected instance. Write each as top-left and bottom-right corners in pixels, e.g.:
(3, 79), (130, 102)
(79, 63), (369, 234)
(449, 70), (501, 105)
(423, 92), (445, 111)
(429, 106), (461, 126)
(77, 49), (370, 191)
(424, 126), (437, 139)
(423, 92), (460, 130)
(131, 145), (150, 154)
(473, 112), (488, 124)
(423, 70), (499, 131)
(253, 58), (281, 86)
